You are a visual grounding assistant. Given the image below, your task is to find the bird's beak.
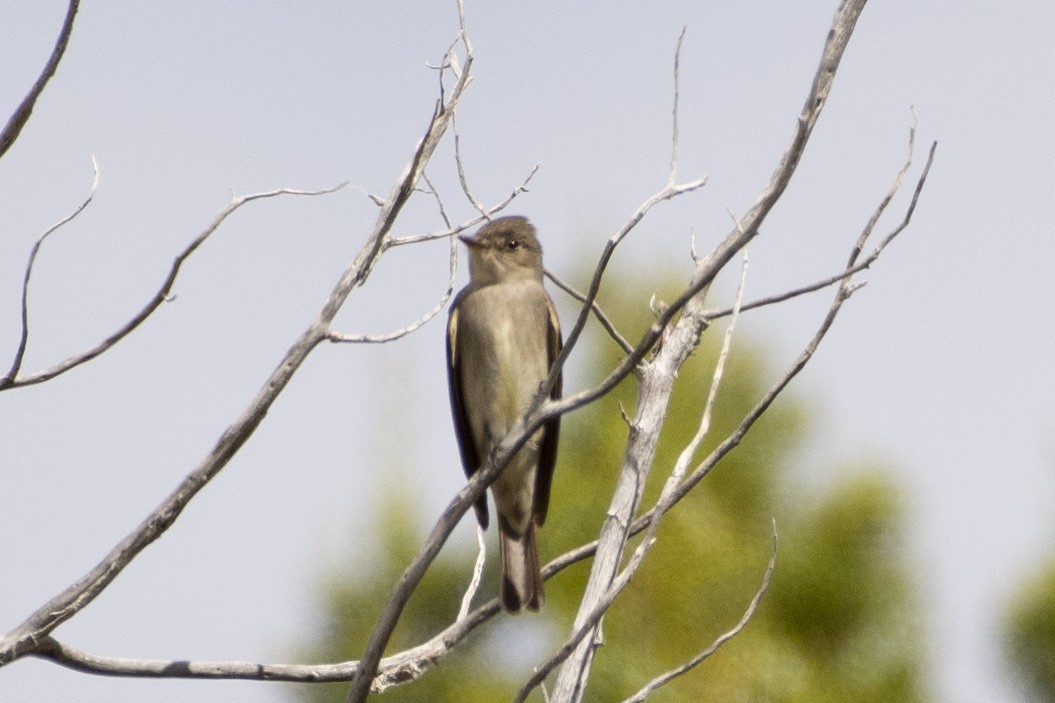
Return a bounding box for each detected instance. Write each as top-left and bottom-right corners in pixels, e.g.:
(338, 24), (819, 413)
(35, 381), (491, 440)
(459, 234), (484, 249)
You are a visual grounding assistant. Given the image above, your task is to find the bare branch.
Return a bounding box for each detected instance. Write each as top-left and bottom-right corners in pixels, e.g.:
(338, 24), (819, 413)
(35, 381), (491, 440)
(549, 4), (869, 698)
(261, 104), (937, 703)
(326, 232), (458, 345)
(0, 184), (345, 391)
(544, 269), (633, 355)
(344, 4), (477, 697)
(0, 0), (79, 160)
(385, 163), (539, 248)
(669, 249), (748, 486)
(620, 524), (778, 703)
(640, 140), (937, 563)
(419, 172), (453, 229)
(456, 526), (487, 622)
(2, 2), (472, 664)
(5, 0), (931, 695)
(702, 122), (932, 321)
(31, 637), (358, 682)
(343, 13), (932, 700)
(539, 138), (935, 610)
(24, 123), (927, 684)
(26, 500), (772, 692)
(514, 571), (633, 703)
(517, 250), (749, 703)
(343, 14), (696, 700)
(452, 113), (488, 217)
(668, 27), (687, 186)
(4, 155), (99, 385)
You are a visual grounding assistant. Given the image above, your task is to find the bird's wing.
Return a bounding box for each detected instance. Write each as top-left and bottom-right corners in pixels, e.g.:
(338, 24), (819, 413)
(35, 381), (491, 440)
(533, 294), (563, 526)
(446, 299), (489, 529)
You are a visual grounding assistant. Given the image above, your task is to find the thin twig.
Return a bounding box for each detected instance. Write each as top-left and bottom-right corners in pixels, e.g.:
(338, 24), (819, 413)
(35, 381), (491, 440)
(549, 5), (870, 698)
(457, 525), (487, 622)
(386, 164), (539, 247)
(0, 184), (345, 391)
(326, 233), (458, 345)
(452, 112), (488, 217)
(701, 118), (927, 323)
(420, 172), (453, 229)
(670, 248), (748, 486)
(668, 27), (686, 186)
(5, 155), (99, 385)
(620, 523), (778, 703)
(544, 269), (633, 354)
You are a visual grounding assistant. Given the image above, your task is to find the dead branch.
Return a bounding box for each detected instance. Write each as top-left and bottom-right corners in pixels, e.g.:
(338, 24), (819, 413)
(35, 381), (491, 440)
(0, 0), (79, 160)
(620, 525), (778, 703)
(1, 184), (343, 391)
(548, 2), (870, 699)
(0, 4), (473, 667)
(4, 155), (99, 385)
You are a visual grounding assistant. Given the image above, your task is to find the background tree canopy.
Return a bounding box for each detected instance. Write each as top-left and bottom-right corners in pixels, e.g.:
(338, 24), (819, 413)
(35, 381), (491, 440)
(293, 278), (931, 702)
(1004, 558), (1055, 702)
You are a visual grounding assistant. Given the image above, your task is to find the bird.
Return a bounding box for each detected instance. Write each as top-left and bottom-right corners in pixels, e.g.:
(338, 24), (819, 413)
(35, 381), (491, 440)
(446, 215), (562, 613)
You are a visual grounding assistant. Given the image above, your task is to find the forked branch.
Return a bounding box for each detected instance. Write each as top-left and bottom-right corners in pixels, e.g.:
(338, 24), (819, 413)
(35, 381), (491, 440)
(1, 1), (475, 669)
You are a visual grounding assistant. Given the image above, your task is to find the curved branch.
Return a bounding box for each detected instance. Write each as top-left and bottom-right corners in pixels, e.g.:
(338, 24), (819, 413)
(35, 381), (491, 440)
(0, 0), (79, 160)
(327, 227), (459, 345)
(545, 269), (633, 355)
(0, 184), (344, 665)
(620, 525), (778, 703)
(1, 184), (343, 391)
(4, 155), (99, 385)
(385, 163), (539, 247)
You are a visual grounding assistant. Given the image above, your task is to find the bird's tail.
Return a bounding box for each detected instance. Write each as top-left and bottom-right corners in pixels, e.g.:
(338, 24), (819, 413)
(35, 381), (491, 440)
(500, 522), (544, 613)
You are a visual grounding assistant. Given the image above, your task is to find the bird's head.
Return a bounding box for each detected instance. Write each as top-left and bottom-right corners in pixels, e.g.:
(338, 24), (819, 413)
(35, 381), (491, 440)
(459, 216), (544, 285)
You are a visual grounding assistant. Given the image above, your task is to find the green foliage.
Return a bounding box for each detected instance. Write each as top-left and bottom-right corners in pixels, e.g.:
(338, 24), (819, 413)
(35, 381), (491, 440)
(1004, 560), (1055, 702)
(291, 280), (931, 702)
(293, 482), (514, 703)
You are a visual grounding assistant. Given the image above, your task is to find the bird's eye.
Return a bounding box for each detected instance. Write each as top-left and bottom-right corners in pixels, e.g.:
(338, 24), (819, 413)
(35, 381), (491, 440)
(506, 239), (521, 250)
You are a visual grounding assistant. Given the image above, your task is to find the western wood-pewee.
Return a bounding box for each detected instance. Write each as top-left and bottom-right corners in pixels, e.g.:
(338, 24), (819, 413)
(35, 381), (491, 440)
(446, 216), (562, 613)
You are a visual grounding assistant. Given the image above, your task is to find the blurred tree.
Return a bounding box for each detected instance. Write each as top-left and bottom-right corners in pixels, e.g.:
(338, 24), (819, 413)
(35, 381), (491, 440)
(1004, 559), (1055, 702)
(292, 279), (932, 702)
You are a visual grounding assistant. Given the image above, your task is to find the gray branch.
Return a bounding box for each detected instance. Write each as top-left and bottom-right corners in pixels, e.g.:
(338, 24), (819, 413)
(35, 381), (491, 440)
(548, 1), (871, 699)
(0, 11), (473, 667)
(0, 0), (79, 160)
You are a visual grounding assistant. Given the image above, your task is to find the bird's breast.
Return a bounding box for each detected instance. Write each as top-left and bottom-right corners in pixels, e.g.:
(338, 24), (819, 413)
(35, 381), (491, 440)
(459, 281), (550, 439)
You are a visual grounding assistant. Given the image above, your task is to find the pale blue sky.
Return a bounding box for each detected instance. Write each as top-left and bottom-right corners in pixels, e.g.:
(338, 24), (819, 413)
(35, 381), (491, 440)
(2, 3), (1053, 702)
